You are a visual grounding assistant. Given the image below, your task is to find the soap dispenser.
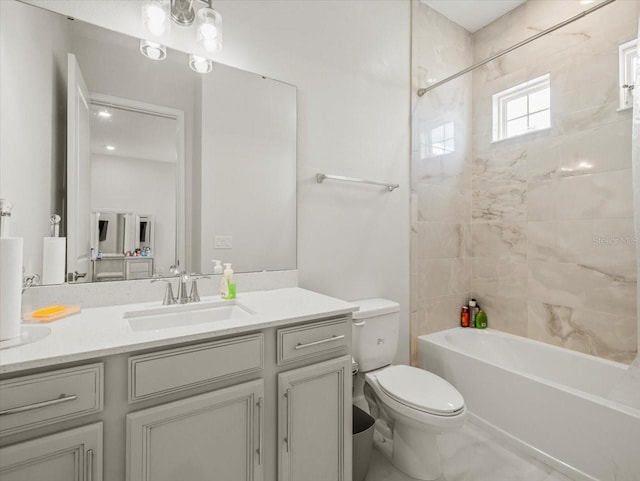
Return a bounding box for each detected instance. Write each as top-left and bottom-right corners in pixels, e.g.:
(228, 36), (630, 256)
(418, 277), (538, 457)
(212, 259), (223, 275)
(222, 263), (236, 299)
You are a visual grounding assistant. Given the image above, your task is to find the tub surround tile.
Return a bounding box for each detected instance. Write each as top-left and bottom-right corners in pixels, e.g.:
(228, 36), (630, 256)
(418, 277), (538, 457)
(471, 222), (527, 261)
(419, 259), (467, 302)
(556, 218), (637, 267)
(554, 120), (632, 178)
(472, 295), (528, 337)
(420, 295), (468, 334)
(410, 0), (473, 362)
(412, 0), (637, 364)
(415, 182), (467, 223)
(527, 183), (557, 222)
(526, 221), (559, 262)
(472, 180), (527, 222)
(556, 170), (634, 220)
(472, 258), (527, 300)
(527, 301), (637, 364)
(473, 147), (527, 184)
(525, 120), (632, 182)
(416, 222), (465, 260)
(528, 261), (636, 320)
(464, 0), (638, 364)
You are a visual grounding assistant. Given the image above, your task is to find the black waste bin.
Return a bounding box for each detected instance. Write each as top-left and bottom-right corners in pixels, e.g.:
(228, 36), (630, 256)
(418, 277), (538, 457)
(353, 405), (375, 481)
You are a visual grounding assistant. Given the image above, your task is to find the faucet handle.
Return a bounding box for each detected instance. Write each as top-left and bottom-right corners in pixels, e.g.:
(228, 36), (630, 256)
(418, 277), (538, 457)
(189, 275), (211, 303)
(152, 278), (176, 305)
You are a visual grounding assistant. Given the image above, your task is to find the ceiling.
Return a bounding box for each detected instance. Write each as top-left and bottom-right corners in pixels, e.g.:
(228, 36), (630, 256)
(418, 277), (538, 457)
(90, 104), (177, 163)
(420, 0), (527, 33)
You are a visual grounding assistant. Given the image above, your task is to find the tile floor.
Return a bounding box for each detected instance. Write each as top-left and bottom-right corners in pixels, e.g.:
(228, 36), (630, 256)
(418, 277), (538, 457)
(365, 420), (574, 481)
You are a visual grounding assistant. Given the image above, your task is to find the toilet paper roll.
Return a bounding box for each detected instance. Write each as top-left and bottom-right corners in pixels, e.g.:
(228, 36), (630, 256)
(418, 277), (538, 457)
(42, 237), (66, 285)
(0, 237), (23, 341)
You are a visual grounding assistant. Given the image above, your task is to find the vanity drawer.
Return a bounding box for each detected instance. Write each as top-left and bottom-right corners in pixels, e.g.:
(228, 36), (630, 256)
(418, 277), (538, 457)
(129, 333), (264, 402)
(0, 363), (104, 436)
(277, 317), (350, 365)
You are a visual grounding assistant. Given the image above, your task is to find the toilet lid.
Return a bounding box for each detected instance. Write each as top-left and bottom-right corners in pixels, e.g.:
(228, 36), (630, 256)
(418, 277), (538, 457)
(375, 365), (464, 416)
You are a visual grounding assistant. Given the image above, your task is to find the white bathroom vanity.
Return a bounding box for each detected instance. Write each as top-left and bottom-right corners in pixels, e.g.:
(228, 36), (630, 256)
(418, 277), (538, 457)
(0, 287), (356, 481)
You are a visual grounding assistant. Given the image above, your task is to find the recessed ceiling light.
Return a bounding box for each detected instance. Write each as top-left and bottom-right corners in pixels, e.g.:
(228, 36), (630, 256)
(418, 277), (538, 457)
(580, 0), (595, 4)
(106, 145), (116, 151)
(97, 110), (112, 119)
(140, 39), (167, 60)
(189, 54), (213, 74)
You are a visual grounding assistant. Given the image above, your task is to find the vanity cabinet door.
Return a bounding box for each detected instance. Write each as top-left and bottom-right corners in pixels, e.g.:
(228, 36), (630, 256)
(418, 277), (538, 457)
(278, 355), (352, 481)
(0, 422), (102, 481)
(127, 379), (264, 481)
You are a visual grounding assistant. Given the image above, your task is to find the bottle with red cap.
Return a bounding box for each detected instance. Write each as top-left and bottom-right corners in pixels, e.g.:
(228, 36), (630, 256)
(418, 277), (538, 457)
(460, 306), (470, 327)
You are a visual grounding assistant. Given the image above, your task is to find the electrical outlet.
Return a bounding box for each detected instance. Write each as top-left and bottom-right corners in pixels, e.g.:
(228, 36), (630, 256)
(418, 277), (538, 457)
(214, 235), (233, 249)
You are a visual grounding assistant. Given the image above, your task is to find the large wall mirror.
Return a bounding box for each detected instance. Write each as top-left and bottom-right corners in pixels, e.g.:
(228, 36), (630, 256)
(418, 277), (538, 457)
(0, 0), (297, 285)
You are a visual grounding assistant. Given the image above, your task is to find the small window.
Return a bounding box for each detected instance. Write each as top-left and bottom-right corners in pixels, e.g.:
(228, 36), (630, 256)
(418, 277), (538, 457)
(492, 74), (550, 142)
(429, 121), (455, 157)
(418, 121), (455, 159)
(619, 39), (637, 110)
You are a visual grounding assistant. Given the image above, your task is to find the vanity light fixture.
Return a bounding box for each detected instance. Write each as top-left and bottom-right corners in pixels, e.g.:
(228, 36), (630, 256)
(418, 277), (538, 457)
(142, 0), (170, 36)
(97, 110), (112, 119)
(189, 54), (213, 73)
(105, 145), (116, 151)
(196, 2), (222, 53)
(139, 1), (222, 65)
(140, 40), (167, 60)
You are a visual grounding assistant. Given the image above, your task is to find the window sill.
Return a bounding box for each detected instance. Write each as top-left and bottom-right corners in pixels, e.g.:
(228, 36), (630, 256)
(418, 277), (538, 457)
(491, 127), (551, 145)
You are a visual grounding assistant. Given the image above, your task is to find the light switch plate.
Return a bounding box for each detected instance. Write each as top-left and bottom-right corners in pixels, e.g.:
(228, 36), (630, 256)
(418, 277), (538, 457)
(214, 235), (233, 249)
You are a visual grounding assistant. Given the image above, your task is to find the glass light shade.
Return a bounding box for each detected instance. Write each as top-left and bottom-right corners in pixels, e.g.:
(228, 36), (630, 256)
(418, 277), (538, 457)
(196, 7), (222, 52)
(189, 54), (213, 74)
(140, 40), (167, 60)
(142, 0), (170, 36)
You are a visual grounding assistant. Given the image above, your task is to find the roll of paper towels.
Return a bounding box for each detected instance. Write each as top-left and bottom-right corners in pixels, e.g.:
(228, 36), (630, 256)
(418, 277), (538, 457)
(0, 237), (23, 341)
(42, 237), (66, 285)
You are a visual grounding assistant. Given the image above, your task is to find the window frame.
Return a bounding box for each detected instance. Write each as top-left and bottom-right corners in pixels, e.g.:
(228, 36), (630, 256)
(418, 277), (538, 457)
(618, 39), (637, 111)
(492, 73), (551, 142)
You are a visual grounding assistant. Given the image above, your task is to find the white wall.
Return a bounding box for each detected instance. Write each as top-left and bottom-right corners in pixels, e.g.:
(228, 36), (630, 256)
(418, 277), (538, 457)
(91, 154), (176, 273)
(25, 0), (412, 363)
(200, 64), (297, 274)
(0, 1), (70, 277)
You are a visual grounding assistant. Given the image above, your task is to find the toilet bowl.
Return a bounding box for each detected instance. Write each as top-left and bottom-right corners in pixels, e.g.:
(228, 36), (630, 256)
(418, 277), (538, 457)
(351, 299), (467, 481)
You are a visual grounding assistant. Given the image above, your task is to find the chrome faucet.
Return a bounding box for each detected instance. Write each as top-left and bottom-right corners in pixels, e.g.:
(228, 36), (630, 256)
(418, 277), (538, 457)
(154, 268), (210, 305)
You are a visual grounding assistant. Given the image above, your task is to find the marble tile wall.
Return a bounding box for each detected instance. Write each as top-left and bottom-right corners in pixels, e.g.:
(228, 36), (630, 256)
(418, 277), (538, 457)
(470, 0), (639, 363)
(410, 1), (473, 364)
(411, 0), (639, 364)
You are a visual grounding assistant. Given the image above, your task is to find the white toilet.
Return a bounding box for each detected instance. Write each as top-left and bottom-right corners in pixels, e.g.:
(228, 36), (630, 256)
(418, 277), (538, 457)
(351, 299), (467, 481)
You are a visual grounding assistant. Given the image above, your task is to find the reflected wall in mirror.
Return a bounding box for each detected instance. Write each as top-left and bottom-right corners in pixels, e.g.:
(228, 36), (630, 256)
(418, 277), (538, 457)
(0, 0), (297, 285)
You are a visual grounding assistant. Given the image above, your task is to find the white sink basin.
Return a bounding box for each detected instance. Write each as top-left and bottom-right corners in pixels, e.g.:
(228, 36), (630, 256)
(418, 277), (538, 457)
(124, 300), (255, 332)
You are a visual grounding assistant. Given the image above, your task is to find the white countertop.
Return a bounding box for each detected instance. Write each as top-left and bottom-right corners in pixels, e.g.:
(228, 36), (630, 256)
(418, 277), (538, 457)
(0, 287), (357, 374)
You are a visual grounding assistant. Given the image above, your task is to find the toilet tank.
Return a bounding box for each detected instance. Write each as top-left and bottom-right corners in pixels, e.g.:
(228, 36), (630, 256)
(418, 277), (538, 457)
(351, 298), (400, 372)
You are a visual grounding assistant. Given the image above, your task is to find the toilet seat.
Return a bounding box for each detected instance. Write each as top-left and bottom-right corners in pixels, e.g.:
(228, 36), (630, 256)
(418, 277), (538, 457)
(371, 365), (464, 417)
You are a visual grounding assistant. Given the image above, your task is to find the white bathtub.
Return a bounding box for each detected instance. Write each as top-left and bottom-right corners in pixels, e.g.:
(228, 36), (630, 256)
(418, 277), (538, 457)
(418, 328), (640, 481)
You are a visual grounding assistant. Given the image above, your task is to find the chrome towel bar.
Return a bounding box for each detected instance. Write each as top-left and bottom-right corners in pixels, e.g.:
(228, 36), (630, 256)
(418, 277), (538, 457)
(316, 173), (399, 192)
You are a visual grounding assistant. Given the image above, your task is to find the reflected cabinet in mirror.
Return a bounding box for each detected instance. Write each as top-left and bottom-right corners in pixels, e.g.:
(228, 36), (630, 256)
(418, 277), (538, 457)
(0, 0), (297, 285)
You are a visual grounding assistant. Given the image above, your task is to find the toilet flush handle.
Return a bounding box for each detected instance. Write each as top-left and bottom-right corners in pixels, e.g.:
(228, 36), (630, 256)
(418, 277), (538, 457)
(353, 320), (366, 327)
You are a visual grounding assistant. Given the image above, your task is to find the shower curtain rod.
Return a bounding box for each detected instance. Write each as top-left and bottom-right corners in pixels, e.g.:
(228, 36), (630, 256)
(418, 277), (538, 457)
(417, 0), (617, 97)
